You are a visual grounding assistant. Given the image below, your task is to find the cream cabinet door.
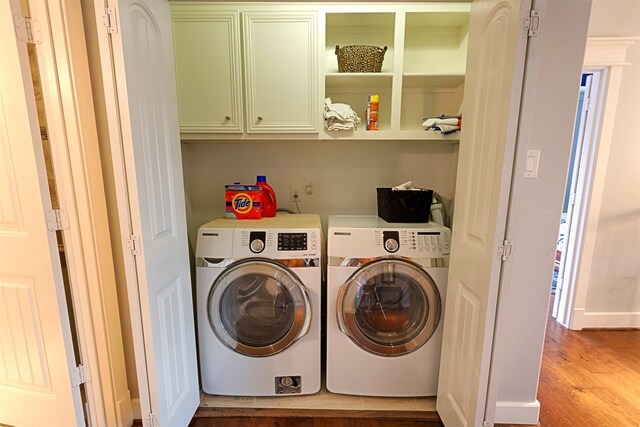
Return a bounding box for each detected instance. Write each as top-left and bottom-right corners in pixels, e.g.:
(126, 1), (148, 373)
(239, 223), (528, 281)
(243, 11), (319, 133)
(172, 7), (243, 133)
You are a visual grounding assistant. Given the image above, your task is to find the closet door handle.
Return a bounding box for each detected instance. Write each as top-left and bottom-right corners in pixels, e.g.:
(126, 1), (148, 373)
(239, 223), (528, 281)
(257, 116), (263, 121)
(224, 116), (231, 121)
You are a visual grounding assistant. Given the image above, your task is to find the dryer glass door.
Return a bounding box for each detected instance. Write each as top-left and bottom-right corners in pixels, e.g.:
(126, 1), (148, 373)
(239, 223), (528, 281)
(209, 258), (311, 357)
(337, 258), (441, 356)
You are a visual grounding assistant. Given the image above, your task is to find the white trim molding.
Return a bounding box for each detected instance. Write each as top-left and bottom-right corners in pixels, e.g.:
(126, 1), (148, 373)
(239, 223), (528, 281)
(494, 400), (541, 425)
(582, 312), (640, 329)
(583, 37), (639, 66)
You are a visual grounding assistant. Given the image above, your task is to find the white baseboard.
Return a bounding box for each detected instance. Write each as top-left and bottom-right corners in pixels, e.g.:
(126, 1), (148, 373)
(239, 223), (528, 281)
(131, 398), (142, 421)
(494, 400), (540, 424)
(581, 311), (640, 328)
(572, 308), (585, 330)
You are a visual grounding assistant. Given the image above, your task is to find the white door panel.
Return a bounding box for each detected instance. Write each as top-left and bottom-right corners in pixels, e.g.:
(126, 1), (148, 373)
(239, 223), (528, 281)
(553, 75), (594, 325)
(436, 0), (529, 426)
(111, 0), (199, 425)
(0, 1), (83, 425)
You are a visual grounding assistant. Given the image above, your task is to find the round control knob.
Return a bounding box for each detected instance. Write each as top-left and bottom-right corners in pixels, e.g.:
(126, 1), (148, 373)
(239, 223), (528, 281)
(384, 238), (399, 253)
(250, 239), (265, 253)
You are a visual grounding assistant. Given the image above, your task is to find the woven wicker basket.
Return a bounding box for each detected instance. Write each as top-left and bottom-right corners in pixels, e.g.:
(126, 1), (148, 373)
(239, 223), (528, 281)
(335, 45), (387, 73)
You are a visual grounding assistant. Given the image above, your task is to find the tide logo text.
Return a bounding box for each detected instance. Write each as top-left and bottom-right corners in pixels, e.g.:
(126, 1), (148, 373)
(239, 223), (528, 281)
(231, 193), (254, 214)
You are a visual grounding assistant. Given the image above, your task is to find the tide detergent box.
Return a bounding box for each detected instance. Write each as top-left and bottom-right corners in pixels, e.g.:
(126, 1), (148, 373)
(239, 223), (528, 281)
(225, 184), (262, 219)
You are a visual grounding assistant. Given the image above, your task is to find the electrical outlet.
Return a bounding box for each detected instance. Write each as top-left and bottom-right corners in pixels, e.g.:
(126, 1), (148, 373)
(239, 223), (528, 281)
(290, 186), (302, 203)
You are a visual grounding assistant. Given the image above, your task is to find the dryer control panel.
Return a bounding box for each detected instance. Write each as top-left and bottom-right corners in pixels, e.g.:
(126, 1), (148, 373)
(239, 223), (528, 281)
(328, 224), (450, 259)
(376, 229), (450, 257)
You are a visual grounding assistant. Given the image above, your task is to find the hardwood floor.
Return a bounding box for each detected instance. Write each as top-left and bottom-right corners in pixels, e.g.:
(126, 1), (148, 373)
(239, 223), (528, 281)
(190, 417), (442, 427)
(188, 301), (640, 427)
(498, 300), (640, 427)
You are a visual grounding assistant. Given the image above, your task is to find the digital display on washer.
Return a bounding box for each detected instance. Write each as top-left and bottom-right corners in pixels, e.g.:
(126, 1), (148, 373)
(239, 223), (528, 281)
(278, 233), (307, 251)
(417, 232), (440, 235)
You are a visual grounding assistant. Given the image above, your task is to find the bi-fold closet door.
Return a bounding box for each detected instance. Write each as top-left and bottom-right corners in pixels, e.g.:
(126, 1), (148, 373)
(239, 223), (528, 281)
(0, 1), (83, 425)
(96, 0), (201, 425)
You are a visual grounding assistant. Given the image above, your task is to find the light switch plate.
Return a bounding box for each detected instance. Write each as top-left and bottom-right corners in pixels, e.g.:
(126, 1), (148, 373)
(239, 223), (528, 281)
(525, 150), (541, 178)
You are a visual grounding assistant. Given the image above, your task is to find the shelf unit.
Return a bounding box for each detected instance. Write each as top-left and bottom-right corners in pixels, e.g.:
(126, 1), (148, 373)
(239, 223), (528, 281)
(322, 5), (469, 140)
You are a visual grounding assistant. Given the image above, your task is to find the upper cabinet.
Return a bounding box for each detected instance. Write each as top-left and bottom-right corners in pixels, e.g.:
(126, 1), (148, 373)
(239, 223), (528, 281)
(170, 3), (469, 141)
(243, 11), (319, 133)
(172, 7), (243, 133)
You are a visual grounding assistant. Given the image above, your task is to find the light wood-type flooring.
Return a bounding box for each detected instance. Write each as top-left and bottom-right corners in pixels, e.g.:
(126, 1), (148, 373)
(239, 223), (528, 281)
(188, 301), (640, 427)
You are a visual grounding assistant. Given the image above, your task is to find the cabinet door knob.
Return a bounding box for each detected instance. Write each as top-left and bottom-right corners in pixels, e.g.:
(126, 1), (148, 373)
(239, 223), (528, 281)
(257, 116), (263, 121)
(224, 116), (231, 121)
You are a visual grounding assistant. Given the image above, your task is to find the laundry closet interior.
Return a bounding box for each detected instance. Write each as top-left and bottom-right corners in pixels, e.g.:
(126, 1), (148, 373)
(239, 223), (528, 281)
(173, 1), (466, 408)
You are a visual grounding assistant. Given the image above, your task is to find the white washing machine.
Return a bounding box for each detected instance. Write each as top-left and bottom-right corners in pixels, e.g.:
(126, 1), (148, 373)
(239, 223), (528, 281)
(195, 214), (322, 396)
(326, 215), (450, 397)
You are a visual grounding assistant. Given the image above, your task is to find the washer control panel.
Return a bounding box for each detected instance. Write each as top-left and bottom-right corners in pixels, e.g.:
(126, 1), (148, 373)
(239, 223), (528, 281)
(237, 228), (320, 258)
(375, 228), (450, 257)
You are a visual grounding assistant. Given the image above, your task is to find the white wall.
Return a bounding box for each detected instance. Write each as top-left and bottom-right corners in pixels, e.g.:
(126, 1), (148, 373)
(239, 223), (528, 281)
(181, 140), (458, 242)
(583, 0), (640, 323)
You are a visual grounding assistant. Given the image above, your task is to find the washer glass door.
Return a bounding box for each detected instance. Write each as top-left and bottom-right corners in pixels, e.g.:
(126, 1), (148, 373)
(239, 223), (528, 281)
(209, 258), (311, 357)
(337, 258), (441, 356)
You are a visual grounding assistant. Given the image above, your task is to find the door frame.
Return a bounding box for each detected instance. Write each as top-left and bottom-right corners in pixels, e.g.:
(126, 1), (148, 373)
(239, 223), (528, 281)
(558, 37), (637, 330)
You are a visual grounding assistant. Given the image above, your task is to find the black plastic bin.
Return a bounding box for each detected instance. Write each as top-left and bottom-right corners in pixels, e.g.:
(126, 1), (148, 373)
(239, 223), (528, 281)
(376, 187), (433, 223)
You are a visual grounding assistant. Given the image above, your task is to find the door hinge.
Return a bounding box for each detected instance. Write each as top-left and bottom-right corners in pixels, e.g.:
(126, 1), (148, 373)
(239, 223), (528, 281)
(71, 364), (91, 387)
(556, 277), (564, 291)
(127, 235), (141, 256)
(149, 413), (159, 427)
(482, 421), (491, 427)
(569, 192), (577, 206)
(523, 10), (540, 37)
(14, 15), (42, 44)
(499, 240), (513, 261)
(104, 7), (118, 34)
(46, 209), (70, 231)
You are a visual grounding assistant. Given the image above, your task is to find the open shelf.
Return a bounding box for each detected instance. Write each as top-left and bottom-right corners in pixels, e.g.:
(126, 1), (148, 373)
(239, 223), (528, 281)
(325, 12), (395, 74)
(403, 11), (469, 75)
(320, 129), (460, 142)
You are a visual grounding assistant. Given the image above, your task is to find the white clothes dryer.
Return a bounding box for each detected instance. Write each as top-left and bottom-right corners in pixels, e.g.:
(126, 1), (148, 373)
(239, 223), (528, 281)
(196, 214), (322, 396)
(326, 215), (450, 397)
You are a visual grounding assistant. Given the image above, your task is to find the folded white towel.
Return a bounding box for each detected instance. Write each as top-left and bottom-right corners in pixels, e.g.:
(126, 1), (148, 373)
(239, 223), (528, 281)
(325, 117), (361, 131)
(324, 97), (361, 131)
(324, 98), (354, 120)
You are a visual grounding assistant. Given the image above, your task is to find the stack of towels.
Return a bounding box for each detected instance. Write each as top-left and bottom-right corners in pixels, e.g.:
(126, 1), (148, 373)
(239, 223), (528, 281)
(324, 98), (361, 131)
(422, 114), (462, 134)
